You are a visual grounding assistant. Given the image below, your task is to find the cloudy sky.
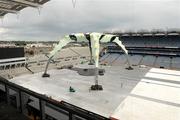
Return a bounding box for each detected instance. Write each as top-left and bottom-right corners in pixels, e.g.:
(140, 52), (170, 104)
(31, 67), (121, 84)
(0, 0), (180, 41)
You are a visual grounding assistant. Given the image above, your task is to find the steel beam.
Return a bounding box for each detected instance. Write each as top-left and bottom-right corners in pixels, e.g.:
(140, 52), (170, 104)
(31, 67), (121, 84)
(11, 0), (41, 8)
(0, 0), (15, 5)
(0, 7), (18, 13)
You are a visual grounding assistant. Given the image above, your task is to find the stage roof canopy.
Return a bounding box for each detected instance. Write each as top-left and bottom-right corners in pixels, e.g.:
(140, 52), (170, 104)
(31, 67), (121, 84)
(0, 0), (50, 17)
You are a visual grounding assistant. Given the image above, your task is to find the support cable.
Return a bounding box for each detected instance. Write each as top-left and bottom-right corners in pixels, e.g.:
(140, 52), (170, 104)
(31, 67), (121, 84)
(71, 0), (77, 8)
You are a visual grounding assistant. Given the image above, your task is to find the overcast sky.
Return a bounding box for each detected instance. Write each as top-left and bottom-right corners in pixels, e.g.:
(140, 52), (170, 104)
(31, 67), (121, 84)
(0, 0), (180, 41)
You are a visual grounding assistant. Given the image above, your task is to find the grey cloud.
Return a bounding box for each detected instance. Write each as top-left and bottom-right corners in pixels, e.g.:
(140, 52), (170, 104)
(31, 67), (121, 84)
(0, 0), (180, 41)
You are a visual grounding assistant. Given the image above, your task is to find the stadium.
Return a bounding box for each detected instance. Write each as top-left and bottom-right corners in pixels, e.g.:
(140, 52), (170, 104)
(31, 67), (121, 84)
(0, 0), (180, 120)
(106, 29), (180, 69)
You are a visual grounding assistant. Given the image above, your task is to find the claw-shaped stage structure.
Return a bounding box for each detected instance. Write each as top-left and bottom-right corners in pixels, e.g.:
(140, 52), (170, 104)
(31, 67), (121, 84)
(42, 32), (132, 90)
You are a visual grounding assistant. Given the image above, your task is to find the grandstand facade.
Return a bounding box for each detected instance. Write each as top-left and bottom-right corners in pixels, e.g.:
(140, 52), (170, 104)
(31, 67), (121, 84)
(104, 30), (180, 70)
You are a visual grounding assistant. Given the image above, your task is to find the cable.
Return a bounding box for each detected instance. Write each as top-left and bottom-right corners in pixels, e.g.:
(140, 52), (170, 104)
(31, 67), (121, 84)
(71, 0), (77, 8)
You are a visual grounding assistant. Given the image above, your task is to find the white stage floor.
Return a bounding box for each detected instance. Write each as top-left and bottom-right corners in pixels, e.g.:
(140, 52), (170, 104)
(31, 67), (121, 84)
(9, 65), (180, 120)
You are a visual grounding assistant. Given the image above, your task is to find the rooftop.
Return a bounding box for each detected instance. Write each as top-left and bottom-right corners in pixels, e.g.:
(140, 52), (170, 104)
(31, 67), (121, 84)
(8, 64), (180, 119)
(0, 0), (49, 17)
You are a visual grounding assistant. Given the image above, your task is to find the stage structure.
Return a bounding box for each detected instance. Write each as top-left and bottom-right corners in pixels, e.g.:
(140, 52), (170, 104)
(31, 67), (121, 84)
(42, 32), (132, 90)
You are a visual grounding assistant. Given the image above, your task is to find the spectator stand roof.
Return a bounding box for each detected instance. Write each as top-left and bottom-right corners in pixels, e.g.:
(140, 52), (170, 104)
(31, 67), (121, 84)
(0, 0), (50, 18)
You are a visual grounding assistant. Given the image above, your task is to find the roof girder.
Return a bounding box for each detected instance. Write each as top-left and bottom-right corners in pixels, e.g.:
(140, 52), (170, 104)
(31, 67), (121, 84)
(0, 7), (18, 13)
(11, 0), (41, 8)
(0, 0), (49, 17)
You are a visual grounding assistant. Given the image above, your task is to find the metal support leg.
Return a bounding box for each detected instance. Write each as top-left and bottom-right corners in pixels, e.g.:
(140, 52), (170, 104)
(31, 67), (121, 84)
(95, 67), (98, 85)
(125, 55), (133, 70)
(42, 58), (51, 77)
(25, 64), (34, 74)
(91, 67), (103, 90)
(88, 40), (94, 65)
(89, 56), (94, 65)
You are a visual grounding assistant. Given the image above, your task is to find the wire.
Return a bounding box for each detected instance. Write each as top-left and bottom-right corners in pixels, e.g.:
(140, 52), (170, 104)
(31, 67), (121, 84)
(37, 7), (42, 15)
(71, 0), (77, 8)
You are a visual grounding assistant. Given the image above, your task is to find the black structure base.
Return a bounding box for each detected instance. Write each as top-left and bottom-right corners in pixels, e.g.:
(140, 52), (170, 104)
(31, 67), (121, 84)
(42, 73), (50, 77)
(126, 66), (133, 70)
(88, 62), (94, 65)
(99, 69), (105, 76)
(90, 85), (103, 91)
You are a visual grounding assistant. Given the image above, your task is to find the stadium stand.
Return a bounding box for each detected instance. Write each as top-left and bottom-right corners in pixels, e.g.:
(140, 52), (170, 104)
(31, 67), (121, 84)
(103, 30), (180, 70)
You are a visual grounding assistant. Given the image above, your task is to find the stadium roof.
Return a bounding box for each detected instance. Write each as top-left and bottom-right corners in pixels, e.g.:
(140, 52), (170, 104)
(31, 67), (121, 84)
(107, 29), (180, 37)
(0, 0), (50, 17)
